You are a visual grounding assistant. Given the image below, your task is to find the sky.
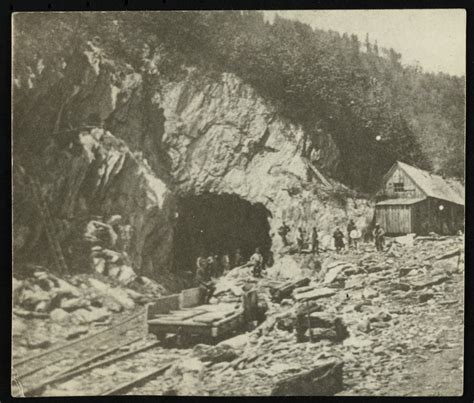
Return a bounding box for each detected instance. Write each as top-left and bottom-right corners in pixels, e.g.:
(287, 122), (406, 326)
(263, 10), (466, 77)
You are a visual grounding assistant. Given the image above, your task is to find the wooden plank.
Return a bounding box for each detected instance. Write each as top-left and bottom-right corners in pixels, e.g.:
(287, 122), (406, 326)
(147, 294), (180, 318)
(180, 287), (205, 308)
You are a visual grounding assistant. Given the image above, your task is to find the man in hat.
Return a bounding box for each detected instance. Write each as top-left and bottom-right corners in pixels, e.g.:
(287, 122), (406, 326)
(196, 253), (215, 303)
(373, 223), (385, 252)
(347, 219), (356, 248)
(333, 228), (345, 253)
(277, 221), (291, 246)
(249, 247), (264, 278)
(296, 227), (306, 253)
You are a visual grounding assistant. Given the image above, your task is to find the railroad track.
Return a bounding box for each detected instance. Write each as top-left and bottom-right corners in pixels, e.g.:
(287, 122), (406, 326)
(12, 308), (150, 397)
(40, 339), (176, 396)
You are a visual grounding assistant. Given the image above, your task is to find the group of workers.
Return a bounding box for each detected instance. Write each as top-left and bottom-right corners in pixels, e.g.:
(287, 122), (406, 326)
(278, 222), (320, 254)
(195, 219), (387, 303)
(279, 219), (386, 254)
(333, 220), (385, 252)
(195, 247), (266, 302)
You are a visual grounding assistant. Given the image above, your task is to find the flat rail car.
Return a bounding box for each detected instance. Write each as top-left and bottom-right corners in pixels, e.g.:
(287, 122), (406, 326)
(147, 287), (259, 344)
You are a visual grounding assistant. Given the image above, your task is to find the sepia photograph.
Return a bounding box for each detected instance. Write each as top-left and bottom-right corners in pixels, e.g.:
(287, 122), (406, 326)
(11, 9), (465, 396)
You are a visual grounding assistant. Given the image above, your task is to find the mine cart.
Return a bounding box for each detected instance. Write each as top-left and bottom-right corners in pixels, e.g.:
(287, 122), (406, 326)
(147, 287), (259, 344)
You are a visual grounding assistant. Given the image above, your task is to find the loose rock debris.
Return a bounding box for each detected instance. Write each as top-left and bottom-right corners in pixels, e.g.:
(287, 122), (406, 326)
(12, 235), (464, 396)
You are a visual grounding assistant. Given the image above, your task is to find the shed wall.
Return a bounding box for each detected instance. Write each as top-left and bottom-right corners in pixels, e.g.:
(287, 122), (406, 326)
(375, 205), (412, 234)
(381, 166), (425, 199)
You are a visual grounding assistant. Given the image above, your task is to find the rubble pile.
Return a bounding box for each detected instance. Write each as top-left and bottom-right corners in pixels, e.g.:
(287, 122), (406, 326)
(12, 267), (167, 358)
(135, 234), (463, 396)
(12, 234), (464, 396)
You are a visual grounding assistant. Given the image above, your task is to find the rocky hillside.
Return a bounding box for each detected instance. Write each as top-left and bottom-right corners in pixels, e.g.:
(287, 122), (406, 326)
(13, 34), (372, 287)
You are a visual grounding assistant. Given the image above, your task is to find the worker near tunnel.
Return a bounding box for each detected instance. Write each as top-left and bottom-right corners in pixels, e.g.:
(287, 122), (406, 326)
(311, 226), (319, 255)
(195, 253), (215, 303)
(232, 248), (245, 268)
(249, 247), (264, 278)
(347, 219), (356, 247)
(277, 221), (291, 246)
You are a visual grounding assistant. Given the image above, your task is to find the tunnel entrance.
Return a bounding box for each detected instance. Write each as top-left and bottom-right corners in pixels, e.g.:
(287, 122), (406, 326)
(173, 193), (272, 275)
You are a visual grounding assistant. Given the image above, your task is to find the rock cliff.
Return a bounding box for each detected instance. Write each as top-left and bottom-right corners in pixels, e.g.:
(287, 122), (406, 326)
(13, 43), (373, 289)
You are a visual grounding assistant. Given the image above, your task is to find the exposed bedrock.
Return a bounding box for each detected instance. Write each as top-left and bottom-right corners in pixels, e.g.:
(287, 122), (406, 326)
(13, 45), (373, 289)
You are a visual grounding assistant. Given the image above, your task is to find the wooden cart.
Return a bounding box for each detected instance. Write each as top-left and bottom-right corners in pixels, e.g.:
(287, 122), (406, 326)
(147, 286), (259, 344)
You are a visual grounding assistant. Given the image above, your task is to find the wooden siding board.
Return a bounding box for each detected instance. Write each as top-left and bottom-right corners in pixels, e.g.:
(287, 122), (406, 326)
(375, 205), (413, 234)
(381, 166), (426, 199)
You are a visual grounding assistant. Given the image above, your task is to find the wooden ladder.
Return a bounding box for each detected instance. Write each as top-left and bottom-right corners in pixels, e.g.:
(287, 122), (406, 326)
(27, 175), (68, 274)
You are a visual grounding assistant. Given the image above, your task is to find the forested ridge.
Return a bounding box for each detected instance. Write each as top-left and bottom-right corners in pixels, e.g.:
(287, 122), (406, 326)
(13, 11), (465, 192)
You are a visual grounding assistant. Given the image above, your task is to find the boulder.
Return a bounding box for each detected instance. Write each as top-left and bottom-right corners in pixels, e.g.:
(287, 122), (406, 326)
(165, 357), (205, 395)
(267, 256), (301, 280)
(193, 344), (239, 364)
(19, 287), (51, 310)
(356, 317), (371, 333)
(435, 248), (461, 261)
(72, 307), (111, 324)
(28, 335), (51, 349)
(60, 297), (90, 312)
(362, 287), (379, 299)
(107, 287), (135, 310)
(50, 308), (70, 322)
(369, 310), (392, 323)
(34, 300), (51, 313)
(324, 265), (346, 285)
(102, 249), (122, 263)
(410, 275), (449, 290)
(293, 287), (336, 302)
(218, 333), (250, 350)
(306, 328), (338, 342)
(88, 278), (135, 310)
(419, 292), (434, 303)
(103, 298), (124, 312)
(66, 326), (89, 340)
(53, 278), (82, 298)
(271, 359), (343, 396)
(393, 234), (415, 247)
(433, 256), (460, 274)
(117, 265), (137, 285)
(92, 257), (107, 274)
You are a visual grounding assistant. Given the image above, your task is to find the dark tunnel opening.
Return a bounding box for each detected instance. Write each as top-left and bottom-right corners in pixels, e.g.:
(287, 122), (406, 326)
(173, 193), (272, 277)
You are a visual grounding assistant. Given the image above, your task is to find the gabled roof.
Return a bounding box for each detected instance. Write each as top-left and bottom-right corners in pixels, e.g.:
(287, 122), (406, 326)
(376, 197), (425, 206)
(395, 161), (464, 206)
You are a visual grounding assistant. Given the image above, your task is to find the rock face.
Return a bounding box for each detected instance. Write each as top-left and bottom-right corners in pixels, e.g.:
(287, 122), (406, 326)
(13, 42), (373, 287)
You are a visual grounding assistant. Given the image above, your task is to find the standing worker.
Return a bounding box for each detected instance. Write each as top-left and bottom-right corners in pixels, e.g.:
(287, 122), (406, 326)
(350, 225), (362, 251)
(207, 254), (217, 277)
(195, 254), (215, 303)
(232, 248), (245, 268)
(347, 219), (356, 248)
(333, 228), (345, 253)
(373, 223), (385, 252)
(277, 221), (291, 246)
(311, 227), (319, 255)
(249, 247), (264, 278)
(296, 227), (305, 252)
(221, 253), (231, 275)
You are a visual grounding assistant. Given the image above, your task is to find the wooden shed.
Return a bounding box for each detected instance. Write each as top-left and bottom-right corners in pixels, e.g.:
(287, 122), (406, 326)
(375, 161), (464, 235)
